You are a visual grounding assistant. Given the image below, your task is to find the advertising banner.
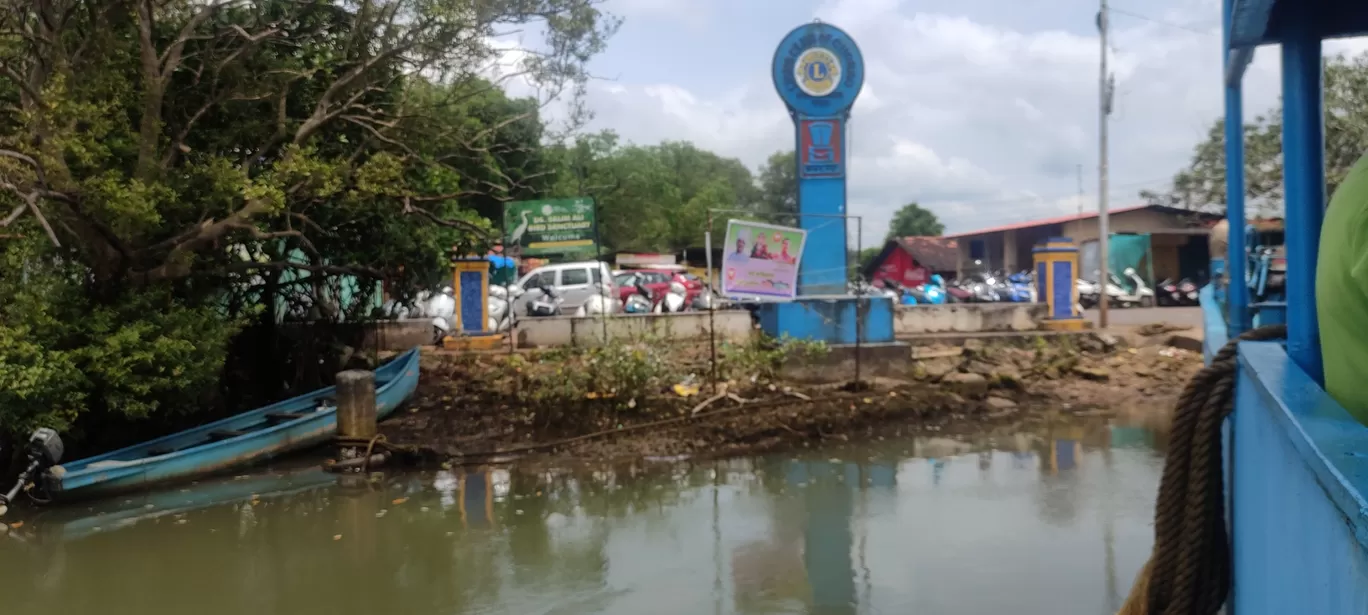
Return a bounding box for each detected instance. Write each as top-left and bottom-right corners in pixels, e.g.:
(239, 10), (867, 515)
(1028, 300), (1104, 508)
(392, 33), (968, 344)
(721, 220), (807, 299)
(503, 198), (596, 258)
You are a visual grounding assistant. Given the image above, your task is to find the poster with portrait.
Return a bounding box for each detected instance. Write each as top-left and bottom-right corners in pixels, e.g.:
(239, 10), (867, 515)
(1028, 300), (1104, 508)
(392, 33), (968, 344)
(721, 220), (807, 300)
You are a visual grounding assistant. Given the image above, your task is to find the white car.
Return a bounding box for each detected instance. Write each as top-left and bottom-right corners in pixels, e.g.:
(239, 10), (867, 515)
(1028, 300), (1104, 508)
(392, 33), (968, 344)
(515, 261), (617, 314)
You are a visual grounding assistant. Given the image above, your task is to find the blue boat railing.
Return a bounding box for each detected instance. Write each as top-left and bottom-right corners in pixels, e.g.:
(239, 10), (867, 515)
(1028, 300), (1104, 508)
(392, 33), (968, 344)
(1202, 285), (1368, 612)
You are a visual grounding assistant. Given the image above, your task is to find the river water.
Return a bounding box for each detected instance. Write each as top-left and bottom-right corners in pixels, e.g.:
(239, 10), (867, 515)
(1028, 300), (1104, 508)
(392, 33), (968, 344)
(0, 418), (1165, 615)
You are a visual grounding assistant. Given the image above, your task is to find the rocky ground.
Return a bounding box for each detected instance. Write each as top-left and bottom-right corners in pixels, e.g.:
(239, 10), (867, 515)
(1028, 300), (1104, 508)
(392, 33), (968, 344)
(380, 329), (1202, 464)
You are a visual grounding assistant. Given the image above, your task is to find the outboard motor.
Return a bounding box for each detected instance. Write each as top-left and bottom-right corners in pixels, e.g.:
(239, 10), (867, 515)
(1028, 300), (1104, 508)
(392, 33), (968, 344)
(0, 428), (64, 517)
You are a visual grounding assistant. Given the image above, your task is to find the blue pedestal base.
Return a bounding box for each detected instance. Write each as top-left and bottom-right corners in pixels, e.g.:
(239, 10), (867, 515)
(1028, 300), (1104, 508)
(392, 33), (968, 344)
(757, 295), (895, 345)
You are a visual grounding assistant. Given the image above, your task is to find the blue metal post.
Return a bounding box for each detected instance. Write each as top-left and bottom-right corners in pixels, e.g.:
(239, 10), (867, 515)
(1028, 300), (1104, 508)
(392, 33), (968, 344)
(1221, 0), (1248, 337)
(772, 23), (865, 297)
(1280, 11), (1326, 384)
(795, 116), (850, 295)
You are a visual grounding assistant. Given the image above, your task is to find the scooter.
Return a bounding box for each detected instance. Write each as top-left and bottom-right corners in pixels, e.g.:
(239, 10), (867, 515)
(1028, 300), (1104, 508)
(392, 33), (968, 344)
(1177, 278), (1199, 305)
(1120, 268), (1156, 308)
(958, 274), (998, 303)
(912, 275), (949, 305)
(652, 281), (689, 313)
(1004, 271), (1036, 302)
(623, 284), (654, 314)
(487, 285), (525, 331)
(1156, 278), (1183, 306)
(574, 283), (615, 317)
(525, 283), (564, 317)
(691, 291), (723, 311)
(1107, 269), (1154, 308)
(427, 286), (457, 344)
(1077, 278), (1100, 309)
(944, 281), (973, 303)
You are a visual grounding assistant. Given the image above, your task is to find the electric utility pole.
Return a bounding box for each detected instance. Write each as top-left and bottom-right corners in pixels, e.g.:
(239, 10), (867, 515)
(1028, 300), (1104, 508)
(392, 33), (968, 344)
(1097, 0), (1114, 328)
(1077, 164), (1085, 217)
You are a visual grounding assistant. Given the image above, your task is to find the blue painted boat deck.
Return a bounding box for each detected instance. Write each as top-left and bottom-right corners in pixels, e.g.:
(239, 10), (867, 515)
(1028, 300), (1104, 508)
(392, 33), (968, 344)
(1203, 290), (1368, 611)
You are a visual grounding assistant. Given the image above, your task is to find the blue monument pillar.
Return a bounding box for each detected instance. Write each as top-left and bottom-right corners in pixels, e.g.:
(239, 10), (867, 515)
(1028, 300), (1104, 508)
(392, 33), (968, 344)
(760, 22), (895, 345)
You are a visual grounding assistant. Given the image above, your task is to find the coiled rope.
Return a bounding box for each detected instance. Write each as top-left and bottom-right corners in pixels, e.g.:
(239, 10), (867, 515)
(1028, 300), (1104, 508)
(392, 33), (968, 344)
(1117, 324), (1286, 615)
(333, 434), (422, 472)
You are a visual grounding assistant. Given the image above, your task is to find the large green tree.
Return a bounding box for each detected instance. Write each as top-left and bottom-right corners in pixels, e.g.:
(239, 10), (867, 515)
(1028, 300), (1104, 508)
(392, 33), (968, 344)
(0, 0), (616, 442)
(885, 202), (945, 239)
(544, 134), (761, 252)
(756, 150), (797, 219)
(1142, 52), (1368, 216)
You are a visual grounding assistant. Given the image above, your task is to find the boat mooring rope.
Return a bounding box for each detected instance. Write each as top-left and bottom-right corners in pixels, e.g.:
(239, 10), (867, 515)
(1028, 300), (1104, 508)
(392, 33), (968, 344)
(333, 434), (423, 472)
(1117, 324), (1286, 615)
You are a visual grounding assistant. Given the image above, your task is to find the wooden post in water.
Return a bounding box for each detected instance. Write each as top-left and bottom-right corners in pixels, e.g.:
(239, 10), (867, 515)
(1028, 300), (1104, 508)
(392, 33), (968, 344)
(336, 370), (377, 462)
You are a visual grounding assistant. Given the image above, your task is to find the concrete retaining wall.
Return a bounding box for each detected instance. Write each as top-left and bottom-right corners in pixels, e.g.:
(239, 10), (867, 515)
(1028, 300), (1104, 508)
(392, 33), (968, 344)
(515, 310), (753, 348)
(893, 303), (1045, 335)
(366, 304), (1039, 350)
(357, 311), (753, 351)
(360, 319), (436, 351)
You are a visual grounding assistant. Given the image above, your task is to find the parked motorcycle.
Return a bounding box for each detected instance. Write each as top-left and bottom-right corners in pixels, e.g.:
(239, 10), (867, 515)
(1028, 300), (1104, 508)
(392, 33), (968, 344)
(1003, 271), (1036, 302)
(1077, 278), (1100, 309)
(911, 275), (949, 305)
(653, 281), (689, 313)
(1177, 278), (1199, 305)
(1105, 269), (1154, 308)
(1120, 268), (1155, 308)
(944, 280), (974, 303)
(487, 285), (524, 331)
(691, 290), (723, 311)
(428, 286), (456, 344)
(623, 284), (655, 314)
(966, 273), (1000, 303)
(525, 283), (564, 317)
(574, 283), (616, 317)
(1156, 278), (1183, 306)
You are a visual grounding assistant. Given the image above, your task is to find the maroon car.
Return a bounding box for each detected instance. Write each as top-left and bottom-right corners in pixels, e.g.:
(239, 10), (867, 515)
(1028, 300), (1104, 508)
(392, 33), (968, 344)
(613, 269), (703, 305)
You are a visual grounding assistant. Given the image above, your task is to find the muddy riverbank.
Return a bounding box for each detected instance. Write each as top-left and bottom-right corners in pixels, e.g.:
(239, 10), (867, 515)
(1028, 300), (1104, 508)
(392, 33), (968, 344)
(378, 331), (1200, 464)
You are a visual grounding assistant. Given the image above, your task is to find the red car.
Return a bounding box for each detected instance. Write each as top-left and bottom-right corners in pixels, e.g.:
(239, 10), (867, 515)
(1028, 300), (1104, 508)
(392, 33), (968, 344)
(613, 269), (703, 305)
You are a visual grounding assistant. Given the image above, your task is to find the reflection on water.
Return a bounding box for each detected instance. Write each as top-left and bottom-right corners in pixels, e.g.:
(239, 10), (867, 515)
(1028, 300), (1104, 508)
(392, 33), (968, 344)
(0, 418), (1165, 615)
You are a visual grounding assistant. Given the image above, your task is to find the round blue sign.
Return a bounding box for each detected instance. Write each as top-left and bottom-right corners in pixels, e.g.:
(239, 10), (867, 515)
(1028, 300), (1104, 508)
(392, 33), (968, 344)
(772, 22), (865, 117)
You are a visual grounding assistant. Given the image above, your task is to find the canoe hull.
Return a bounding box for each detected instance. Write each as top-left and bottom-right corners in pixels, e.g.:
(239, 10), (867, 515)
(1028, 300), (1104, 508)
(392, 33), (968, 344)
(45, 348), (422, 502)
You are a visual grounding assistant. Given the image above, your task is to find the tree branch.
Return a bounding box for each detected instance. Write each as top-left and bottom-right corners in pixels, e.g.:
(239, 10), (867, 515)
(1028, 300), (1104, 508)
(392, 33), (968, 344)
(402, 196), (493, 237)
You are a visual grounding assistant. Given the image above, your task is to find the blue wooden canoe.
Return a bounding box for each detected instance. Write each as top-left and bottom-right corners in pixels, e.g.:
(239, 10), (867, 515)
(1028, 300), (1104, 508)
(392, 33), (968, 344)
(43, 348), (422, 501)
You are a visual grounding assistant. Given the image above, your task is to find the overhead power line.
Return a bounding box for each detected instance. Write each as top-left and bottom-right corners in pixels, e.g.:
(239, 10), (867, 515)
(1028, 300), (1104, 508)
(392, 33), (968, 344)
(1109, 7), (1214, 35)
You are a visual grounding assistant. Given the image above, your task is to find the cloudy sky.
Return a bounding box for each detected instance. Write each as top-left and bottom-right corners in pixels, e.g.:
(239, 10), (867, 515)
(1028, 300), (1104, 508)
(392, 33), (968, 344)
(502, 0), (1368, 243)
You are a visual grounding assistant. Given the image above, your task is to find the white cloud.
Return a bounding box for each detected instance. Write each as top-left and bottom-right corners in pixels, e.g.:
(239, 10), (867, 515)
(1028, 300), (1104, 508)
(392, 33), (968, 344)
(606, 0), (713, 27)
(516, 0), (1368, 243)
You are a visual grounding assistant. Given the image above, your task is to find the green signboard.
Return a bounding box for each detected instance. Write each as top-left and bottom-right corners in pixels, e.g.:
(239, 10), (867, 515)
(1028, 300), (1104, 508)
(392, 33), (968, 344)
(503, 198), (597, 258)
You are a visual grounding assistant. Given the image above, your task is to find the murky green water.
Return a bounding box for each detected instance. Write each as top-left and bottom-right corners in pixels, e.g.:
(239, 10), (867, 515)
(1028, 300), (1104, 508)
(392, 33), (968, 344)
(0, 419), (1165, 615)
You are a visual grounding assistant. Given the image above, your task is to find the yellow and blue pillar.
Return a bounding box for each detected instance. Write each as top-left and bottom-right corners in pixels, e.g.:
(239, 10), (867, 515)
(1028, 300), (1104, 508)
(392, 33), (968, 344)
(451, 257), (490, 334)
(1032, 237), (1085, 331)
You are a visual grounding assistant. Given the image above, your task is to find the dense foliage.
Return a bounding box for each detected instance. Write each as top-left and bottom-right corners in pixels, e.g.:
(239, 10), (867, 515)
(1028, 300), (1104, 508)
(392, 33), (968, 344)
(0, 2), (868, 449)
(542, 133), (766, 252)
(1142, 52), (1368, 217)
(0, 0), (616, 443)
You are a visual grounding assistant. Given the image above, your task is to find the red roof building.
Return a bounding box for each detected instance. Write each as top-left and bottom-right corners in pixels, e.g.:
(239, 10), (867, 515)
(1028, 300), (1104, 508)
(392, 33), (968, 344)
(862, 236), (959, 289)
